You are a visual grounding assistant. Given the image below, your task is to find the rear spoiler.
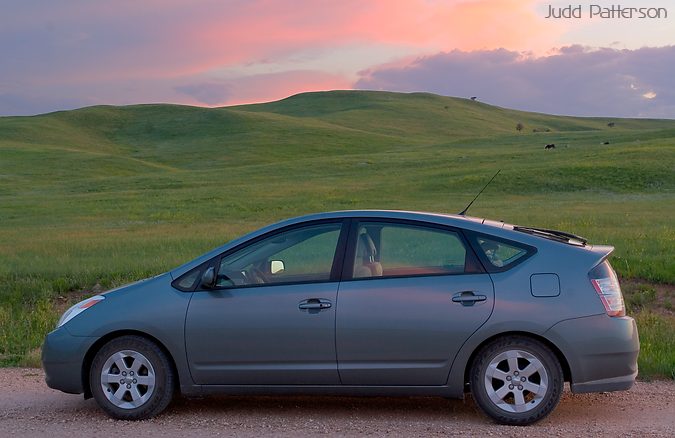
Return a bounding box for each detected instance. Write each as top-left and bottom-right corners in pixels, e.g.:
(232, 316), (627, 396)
(587, 244), (614, 262)
(584, 245), (616, 270)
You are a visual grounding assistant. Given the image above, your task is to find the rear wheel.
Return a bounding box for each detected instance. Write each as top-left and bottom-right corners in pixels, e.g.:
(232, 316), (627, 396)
(470, 336), (563, 425)
(90, 336), (174, 420)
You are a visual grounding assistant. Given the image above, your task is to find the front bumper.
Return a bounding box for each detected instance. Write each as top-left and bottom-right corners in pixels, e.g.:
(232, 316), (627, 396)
(545, 314), (639, 393)
(41, 326), (98, 394)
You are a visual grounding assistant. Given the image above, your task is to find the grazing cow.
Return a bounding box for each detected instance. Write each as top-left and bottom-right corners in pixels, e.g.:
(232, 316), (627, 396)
(602, 141), (610, 145)
(470, 96), (477, 101)
(545, 144), (556, 149)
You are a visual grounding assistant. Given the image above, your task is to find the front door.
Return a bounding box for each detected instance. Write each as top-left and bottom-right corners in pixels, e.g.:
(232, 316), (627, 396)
(185, 220), (346, 385)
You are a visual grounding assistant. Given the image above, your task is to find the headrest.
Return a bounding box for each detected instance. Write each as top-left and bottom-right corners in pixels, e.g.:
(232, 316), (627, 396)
(360, 233), (376, 255)
(357, 231), (377, 262)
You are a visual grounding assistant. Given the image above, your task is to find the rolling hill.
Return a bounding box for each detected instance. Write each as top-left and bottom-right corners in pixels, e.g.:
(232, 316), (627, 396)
(0, 90), (674, 368)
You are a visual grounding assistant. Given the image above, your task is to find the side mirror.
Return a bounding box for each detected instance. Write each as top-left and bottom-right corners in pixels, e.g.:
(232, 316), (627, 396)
(270, 260), (285, 275)
(200, 267), (215, 288)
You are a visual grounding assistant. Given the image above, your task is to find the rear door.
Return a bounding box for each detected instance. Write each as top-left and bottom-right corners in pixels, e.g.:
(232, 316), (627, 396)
(336, 220), (494, 385)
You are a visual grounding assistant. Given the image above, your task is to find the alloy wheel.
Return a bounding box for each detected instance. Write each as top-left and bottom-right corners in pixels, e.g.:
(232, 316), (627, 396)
(99, 350), (156, 409)
(484, 349), (549, 413)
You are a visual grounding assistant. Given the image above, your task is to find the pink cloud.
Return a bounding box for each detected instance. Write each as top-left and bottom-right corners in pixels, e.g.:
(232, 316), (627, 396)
(0, 0), (596, 115)
(5, 1), (564, 82)
(180, 0), (566, 76)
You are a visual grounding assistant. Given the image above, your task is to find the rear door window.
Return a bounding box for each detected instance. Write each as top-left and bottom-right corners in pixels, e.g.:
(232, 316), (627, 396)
(351, 221), (480, 279)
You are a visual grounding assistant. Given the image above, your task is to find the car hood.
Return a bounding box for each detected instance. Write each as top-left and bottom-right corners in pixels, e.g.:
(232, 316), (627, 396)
(100, 272), (170, 298)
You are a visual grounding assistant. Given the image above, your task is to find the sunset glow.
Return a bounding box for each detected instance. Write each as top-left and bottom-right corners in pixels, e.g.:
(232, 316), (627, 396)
(0, 0), (673, 116)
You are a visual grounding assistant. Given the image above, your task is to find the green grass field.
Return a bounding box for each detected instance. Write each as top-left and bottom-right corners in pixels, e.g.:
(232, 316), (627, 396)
(0, 91), (673, 378)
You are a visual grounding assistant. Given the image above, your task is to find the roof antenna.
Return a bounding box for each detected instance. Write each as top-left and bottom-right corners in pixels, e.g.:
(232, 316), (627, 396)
(458, 169), (501, 216)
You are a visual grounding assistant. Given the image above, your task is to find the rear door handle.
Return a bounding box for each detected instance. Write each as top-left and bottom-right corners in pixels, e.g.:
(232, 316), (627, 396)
(298, 298), (332, 310)
(452, 291), (487, 306)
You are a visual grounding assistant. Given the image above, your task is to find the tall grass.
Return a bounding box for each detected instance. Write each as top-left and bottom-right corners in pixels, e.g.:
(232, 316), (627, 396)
(633, 312), (675, 380)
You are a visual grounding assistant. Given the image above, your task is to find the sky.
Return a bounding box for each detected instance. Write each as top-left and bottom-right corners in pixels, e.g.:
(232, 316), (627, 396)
(0, 0), (673, 117)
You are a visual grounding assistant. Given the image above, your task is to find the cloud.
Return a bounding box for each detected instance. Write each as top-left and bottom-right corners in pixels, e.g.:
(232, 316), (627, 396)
(174, 83), (231, 105)
(355, 45), (675, 118)
(0, 93), (96, 117)
(0, 0), (563, 115)
(3, 0), (555, 85)
(175, 70), (352, 107)
(1, 1), (671, 117)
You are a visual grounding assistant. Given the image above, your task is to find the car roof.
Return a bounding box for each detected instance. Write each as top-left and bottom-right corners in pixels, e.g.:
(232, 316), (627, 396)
(288, 209), (511, 231)
(284, 209), (480, 222)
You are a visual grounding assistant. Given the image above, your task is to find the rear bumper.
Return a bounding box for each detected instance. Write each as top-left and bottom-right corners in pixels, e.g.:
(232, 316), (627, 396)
(570, 370), (638, 393)
(545, 314), (639, 393)
(42, 326), (98, 395)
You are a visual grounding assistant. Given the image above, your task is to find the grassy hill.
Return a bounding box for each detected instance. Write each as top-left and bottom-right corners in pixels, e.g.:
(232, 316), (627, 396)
(0, 90), (673, 376)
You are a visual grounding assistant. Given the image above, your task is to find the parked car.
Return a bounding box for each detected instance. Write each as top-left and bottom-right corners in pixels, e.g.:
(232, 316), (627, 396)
(42, 210), (639, 425)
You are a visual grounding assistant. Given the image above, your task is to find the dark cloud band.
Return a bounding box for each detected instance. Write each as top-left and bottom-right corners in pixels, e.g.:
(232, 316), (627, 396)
(356, 45), (675, 118)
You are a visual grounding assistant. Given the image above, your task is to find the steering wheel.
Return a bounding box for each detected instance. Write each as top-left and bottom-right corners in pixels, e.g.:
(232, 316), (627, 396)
(247, 263), (268, 284)
(216, 268), (248, 287)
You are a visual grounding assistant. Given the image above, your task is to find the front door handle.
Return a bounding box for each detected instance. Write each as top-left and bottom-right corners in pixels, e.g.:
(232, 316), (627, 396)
(299, 298), (332, 310)
(452, 291), (487, 306)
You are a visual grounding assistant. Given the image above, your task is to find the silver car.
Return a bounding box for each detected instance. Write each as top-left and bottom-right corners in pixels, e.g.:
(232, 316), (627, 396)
(42, 210), (639, 425)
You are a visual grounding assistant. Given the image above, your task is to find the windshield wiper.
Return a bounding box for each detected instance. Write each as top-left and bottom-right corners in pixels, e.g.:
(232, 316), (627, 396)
(513, 226), (588, 245)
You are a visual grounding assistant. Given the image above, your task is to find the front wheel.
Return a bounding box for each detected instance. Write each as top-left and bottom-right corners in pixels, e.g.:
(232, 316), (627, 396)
(89, 335), (175, 420)
(470, 336), (563, 425)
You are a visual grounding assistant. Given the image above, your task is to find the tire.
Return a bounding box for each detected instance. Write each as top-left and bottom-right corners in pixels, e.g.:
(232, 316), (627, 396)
(89, 335), (175, 420)
(470, 336), (563, 425)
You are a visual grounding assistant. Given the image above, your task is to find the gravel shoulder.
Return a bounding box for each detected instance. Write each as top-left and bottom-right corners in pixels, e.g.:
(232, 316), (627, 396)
(1, 368), (673, 437)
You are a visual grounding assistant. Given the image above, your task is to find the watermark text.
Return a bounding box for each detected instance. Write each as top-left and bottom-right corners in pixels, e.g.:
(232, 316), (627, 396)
(544, 4), (668, 19)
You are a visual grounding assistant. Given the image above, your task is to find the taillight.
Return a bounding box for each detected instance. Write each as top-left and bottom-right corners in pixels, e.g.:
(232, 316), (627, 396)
(589, 261), (625, 317)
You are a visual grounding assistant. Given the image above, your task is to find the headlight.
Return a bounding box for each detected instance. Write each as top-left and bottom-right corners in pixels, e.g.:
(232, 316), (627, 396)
(56, 295), (105, 328)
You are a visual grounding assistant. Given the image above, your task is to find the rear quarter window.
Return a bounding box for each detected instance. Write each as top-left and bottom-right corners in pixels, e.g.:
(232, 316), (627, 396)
(469, 234), (535, 272)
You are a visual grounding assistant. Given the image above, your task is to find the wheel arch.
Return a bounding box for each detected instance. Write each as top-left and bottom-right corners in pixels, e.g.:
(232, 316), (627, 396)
(463, 331), (572, 390)
(81, 330), (180, 399)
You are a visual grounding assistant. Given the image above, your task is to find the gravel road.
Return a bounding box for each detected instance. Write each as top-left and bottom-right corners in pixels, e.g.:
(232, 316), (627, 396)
(1, 368), (673, 437)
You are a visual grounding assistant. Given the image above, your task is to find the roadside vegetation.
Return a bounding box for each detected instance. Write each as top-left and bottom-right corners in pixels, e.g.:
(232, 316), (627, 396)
(0, 91), (673, 379)
(622, 281), (675, 379)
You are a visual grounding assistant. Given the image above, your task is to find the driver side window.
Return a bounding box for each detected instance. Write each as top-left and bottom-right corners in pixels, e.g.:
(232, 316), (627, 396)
(215, 222), (342, 288)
